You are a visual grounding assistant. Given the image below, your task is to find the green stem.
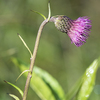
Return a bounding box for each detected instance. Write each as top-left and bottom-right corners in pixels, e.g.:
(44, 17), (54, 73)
(22, 19), (49, 100)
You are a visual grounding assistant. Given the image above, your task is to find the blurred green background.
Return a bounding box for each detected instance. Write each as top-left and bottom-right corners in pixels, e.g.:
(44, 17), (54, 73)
(0, 0), (100, 100)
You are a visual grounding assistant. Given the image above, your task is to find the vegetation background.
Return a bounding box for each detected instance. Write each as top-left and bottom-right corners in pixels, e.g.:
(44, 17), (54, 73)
(0, 0), (100, 99)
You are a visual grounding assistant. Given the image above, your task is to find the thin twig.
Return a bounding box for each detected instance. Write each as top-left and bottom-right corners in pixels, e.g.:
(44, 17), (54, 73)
(22, 19), (49, 100)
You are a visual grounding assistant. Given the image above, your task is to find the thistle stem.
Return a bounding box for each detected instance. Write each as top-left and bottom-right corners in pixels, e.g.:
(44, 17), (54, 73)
(22, 19), (49, 100)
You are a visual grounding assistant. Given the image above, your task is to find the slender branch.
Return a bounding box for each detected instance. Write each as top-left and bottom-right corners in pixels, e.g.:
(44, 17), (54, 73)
(22, 19), (49, 100)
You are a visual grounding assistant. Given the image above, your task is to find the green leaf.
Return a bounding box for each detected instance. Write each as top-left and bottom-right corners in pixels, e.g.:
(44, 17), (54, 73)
(66, 58), (99, 100)
(47, 2), (51, 21)
(8, 94), (20, 100)
(31, 10), (46, 20)
(4, 80), (23, 97)
(15, 70), (30, 82)
(66, 77), (82, 100)
(77, 59), (99, 100)
(33, 67), (65, 100)
(17, 33), (32, 57)
(12, 57), (65, 100)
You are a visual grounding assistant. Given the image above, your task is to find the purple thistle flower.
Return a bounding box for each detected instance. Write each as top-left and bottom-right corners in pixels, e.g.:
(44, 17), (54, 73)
(50, 15), (92, 47)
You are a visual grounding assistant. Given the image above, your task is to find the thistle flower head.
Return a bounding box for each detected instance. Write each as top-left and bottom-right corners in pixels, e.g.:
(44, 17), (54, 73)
(50, 15), (92, 47)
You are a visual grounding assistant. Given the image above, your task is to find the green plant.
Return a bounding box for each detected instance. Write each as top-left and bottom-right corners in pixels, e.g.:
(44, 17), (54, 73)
(4, 2), (100, 100)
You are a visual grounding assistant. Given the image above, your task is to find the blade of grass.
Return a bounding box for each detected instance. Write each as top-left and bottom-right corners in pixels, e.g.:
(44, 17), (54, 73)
(77, 59), (99, 100)
(4, 80), (23, 97)
(15, 70), (30, 82)
(30, 10), (46, 20)
(17, 33), (32, 57)
(8, 93), (20, 100)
